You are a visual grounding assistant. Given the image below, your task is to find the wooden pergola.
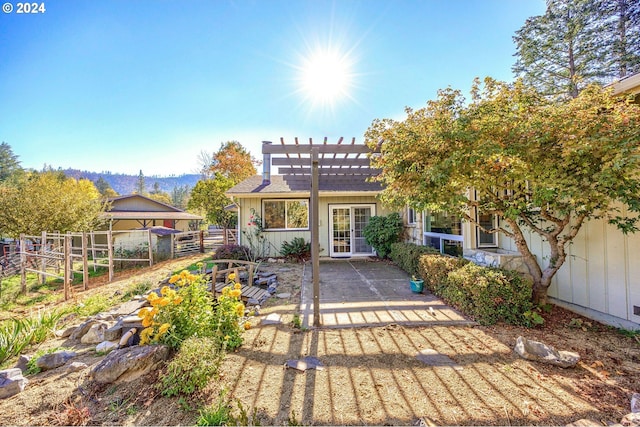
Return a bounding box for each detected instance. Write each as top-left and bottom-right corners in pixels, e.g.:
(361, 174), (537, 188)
(262, 137), (380, 326)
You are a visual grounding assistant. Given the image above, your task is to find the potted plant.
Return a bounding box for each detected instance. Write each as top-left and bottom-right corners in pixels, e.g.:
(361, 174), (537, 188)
(410, 275), (424, 293)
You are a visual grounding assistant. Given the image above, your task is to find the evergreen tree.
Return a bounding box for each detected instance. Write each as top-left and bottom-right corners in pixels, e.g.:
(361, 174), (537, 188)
(135, 169), (146, 195)
(0, 142), (23, 182)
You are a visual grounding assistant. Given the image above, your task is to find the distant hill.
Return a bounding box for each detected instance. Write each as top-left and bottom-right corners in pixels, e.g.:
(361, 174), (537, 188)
(63, 169), (201, 195)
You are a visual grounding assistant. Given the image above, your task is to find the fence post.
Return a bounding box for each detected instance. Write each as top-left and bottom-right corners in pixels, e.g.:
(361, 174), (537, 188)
(82, 232), (89, 290)
(107, 230), (114, 281)
(64, 234), (71, 301)
(223, 228), (229, 245)
(170, 233), (175, 259)
(19, 234), (27, 294)
(39, 231), (47, 284)
(200, 230), (204, 253)
(147, 229), (154, 267)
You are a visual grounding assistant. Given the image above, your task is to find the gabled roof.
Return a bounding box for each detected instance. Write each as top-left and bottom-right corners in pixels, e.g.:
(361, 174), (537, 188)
(103, 194), (202, 221)
(612, 72), (640, 95)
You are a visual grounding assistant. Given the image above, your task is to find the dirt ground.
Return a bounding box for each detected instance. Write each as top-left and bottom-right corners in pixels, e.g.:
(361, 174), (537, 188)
(0, 255), (639, 426)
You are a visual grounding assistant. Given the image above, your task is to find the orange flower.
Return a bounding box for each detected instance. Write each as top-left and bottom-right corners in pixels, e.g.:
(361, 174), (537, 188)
(234, 283), (242, 290)
(243, 322), (251, 330)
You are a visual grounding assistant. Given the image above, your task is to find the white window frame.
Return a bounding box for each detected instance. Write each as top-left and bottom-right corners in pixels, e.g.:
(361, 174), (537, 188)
(262, 199), (309, 231)
(406, 206), (417, 226)
(476, 211), (498, 248)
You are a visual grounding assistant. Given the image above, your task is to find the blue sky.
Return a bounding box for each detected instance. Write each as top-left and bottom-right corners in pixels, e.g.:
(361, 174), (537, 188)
(0, 0), (545, 176)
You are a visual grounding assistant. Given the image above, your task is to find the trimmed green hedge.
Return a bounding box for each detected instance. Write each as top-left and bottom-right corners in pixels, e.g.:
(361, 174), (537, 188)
(389, 242), (439, 278)
(391, 249), (534, 326)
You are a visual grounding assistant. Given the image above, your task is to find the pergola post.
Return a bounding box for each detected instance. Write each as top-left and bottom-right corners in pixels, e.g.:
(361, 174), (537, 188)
(311, 147), (321, 327)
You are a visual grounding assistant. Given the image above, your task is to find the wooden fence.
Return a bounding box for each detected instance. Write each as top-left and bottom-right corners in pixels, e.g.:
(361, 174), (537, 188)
(0, 228), (236, 301)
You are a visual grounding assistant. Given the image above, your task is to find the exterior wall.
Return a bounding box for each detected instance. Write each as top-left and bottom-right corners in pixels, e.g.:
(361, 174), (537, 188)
(402, 209), (423, 244)
(107, 219), (191, 232)
(235, 195), (392, 257)
(497, 214), (640, 327)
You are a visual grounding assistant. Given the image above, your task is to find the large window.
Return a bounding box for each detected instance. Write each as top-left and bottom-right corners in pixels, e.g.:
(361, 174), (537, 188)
(477, 212), (498, 247)
(262, 199), (309, 230)
(423, 211), (463, 256)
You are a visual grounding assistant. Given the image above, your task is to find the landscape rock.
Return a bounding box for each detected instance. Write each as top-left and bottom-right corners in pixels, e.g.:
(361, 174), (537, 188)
(632, 393), (640, 413)
(54, 326), (76, 339)
(13, 355), (30, 373)
(70, 319), (99, 341)
(621, 412), (640, 426)
(0, 368), (28, 399)
(103, 319), (124, 341)
(90, 345), (170, 384)
(118, 328), (139, 348)
(514, 336), (580, 368)
(80, 322), (109, 344)
(285, 356), (324, 371)
(261, 313), (282, 325)
(36, 351), (77, 371)
(276, 292), (291, 299)
(66, 362), (88, 373)
(108, 299), (149, 317)
(96, 341), (118, 354)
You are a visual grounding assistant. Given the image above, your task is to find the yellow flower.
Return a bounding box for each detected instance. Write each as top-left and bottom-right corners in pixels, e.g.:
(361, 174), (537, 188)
(222, 286), (231, 296)
(234, 283), (242, 290)
(150, 307), (159, 316)
(173, 296), (183, 305)
(158, 323), (171, 334)
(197, 262), (203, 268)
(147, 292), (159, 302)
(156, 297), (170, 307)
(224, 335), (230, 341)
(142, 317), (154, 328)
(169, 274), (179, 284)
(137, 308), (150, 318)
(228, 273), (236, 281)
(140, 327), (153, 345)
(160, 286), (170, 296)
(243, 322), (251, 330)
(235, 303), (245, 316)
(231, 289), (242, 298)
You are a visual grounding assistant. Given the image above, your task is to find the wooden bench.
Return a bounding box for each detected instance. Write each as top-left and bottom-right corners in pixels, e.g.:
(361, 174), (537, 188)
(209, 259), (270, 303)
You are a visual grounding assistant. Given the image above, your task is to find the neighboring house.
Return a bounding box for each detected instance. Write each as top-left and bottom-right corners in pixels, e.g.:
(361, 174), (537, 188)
(414, 73), (640, 329)
(226, 139), (393, 258)
(102, 194), (202, 232)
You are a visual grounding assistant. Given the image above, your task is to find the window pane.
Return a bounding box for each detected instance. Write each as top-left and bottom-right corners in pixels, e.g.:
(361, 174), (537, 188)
(264, 201), (285, 229)
(425, 211), (462, 235)
(478, 213), (496, 246)
(286, 200), (309, 229)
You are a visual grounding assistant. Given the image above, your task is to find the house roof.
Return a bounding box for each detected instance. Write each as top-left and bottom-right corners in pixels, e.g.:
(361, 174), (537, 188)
(102, 194), (202, 221)
(226, 174), (383, 197)
(612, 72), (640, 95)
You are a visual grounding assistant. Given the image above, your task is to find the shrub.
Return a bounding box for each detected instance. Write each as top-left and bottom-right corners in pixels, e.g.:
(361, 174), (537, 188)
(138, 270), (249, 351)
(362, 213), (403, 258)
(389, 242), (439, 277)
(160, 336), (222, 397)
(212, 244), (251, 261)
(418, 253), (469, 293)
(279, 237), (311, 262)
(443, 263), (533, 326)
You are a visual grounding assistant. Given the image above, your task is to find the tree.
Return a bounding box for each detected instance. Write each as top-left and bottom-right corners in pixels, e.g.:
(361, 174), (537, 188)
(365, 77), (640, 304)
(94, 177), (118, 198)
(201, 141), (259, 183)
(135, 170), (146, 195)
(513, 0), (605, 99)
(171, 184), (191, 210)
(599, 0), (640, 78)
(0, 142), (24, 183)
(187, 173), (236, 228)
(0, 171), (108, 237)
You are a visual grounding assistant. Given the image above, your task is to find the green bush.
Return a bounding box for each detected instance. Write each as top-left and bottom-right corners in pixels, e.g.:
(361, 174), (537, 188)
(212, 244), (251, 261)
(362, 213), (404, 258)
(418, 253), (469, 293)
(443, 263), (533, 325)
(389, 242), (439, 277)
(160, 336), (222, 396)
(279, 237), (311, 262)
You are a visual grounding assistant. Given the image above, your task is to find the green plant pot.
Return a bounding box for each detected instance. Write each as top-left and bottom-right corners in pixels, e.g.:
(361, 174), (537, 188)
(410, 279), (424, 293)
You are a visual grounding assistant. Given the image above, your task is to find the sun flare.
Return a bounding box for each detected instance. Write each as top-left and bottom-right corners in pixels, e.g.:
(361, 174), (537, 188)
(299, 49), (353, 106)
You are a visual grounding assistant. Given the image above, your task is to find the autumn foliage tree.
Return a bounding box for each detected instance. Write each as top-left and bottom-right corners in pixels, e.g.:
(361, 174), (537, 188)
(366, 77), (640, 304)
(190, 141), (258, 228)
(0, 171), (108, 237)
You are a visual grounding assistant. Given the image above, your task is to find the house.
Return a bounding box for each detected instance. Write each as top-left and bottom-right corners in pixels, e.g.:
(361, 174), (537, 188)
(226, 139), (393, 258)
(413, 74), (640, 330)
(102, 194), (202, 232)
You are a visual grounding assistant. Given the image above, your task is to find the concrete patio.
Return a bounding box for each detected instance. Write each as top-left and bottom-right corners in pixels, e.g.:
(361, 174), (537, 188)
(300, 259), (475, 329)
